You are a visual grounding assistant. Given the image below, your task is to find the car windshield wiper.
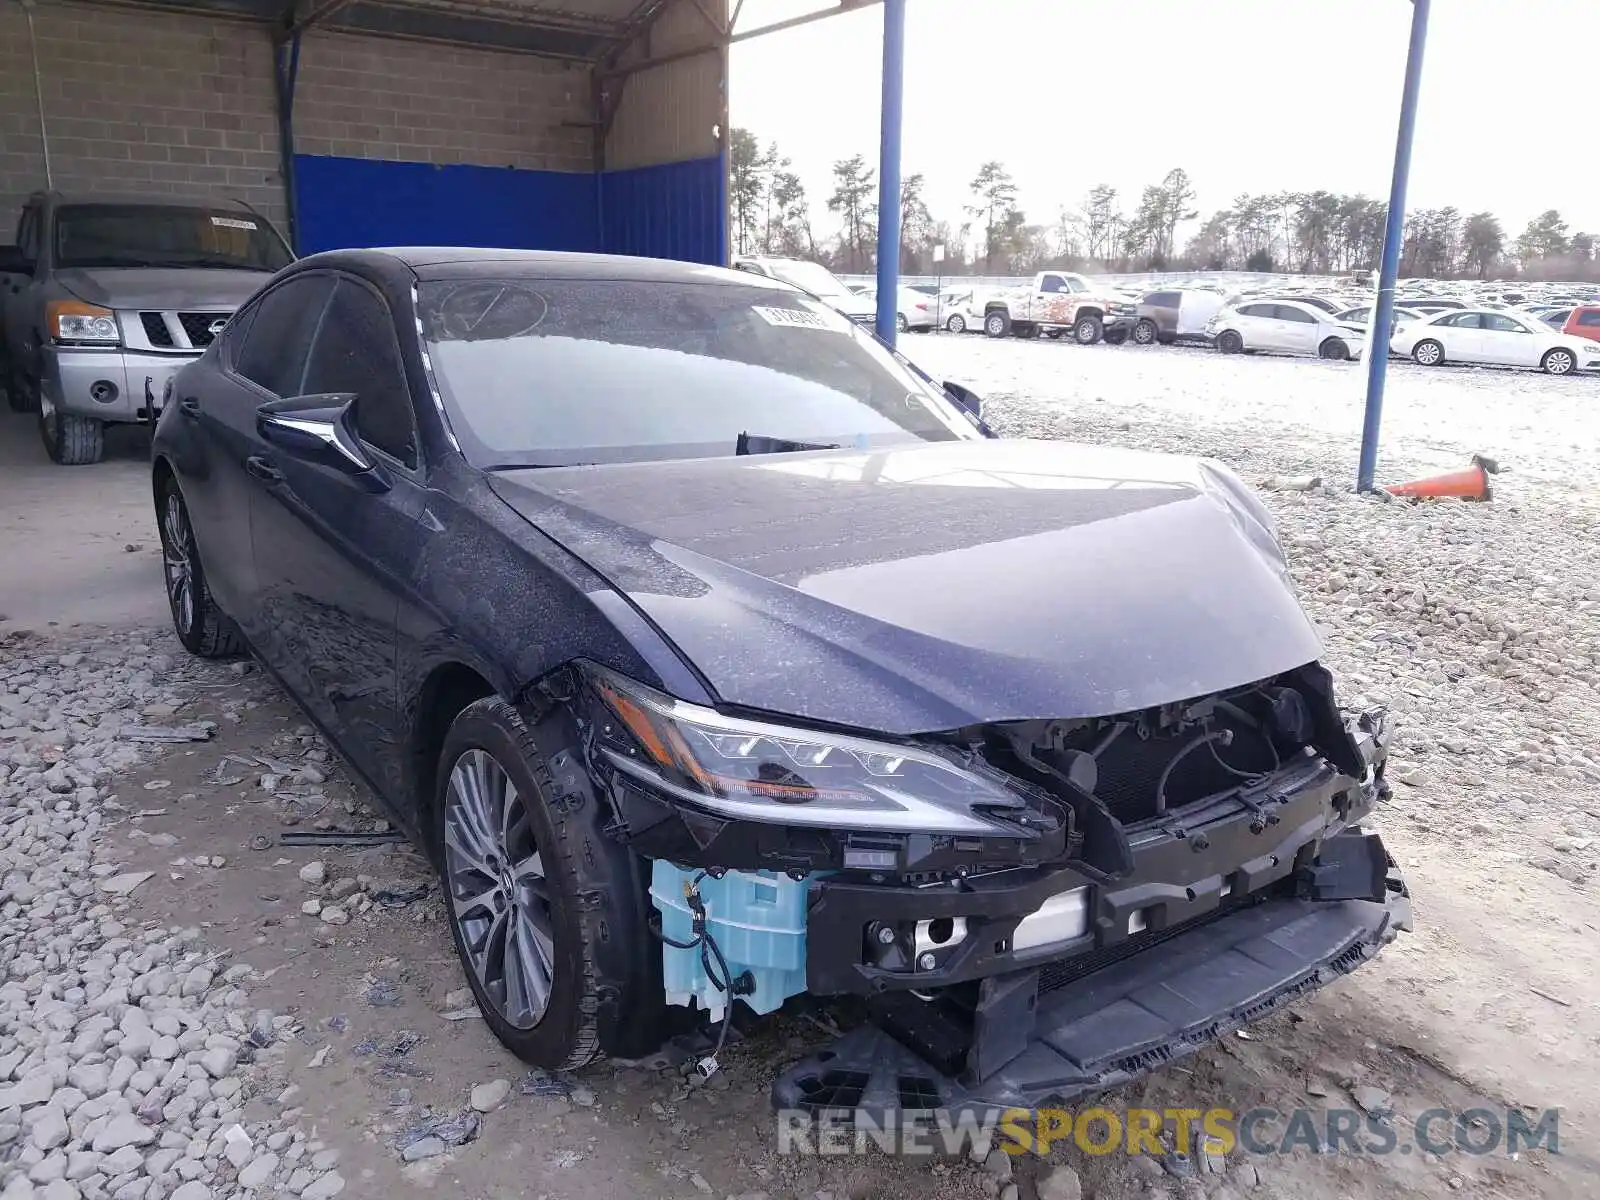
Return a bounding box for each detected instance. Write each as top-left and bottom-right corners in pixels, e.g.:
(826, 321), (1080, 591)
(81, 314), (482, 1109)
(736, 432), (841, 456)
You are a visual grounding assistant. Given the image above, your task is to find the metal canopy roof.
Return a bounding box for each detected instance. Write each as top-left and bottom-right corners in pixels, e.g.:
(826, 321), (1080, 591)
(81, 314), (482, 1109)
(79, 0), (877, 63)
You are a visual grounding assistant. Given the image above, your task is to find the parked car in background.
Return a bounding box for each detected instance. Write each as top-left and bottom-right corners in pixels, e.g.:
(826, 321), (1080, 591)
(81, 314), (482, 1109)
(1334, 305), (1427, 335)
(1537, 307), (1573, 328)
(1131, 289), (1226, 346)
(855, 283), (937, 332)
(983, 271), (1136, 344)
(1392, 308), (1600, 375)
(1207, 300), (1367, 361)
(732, 255), (875, 328)
(1396, 297), (1466, 314)
(0, 190), (292, 464)
(1258, 293), (1351, 315)
(938, 289), (987, 333)
(1561, 304), (1600, 343)
(151, 245), (1408, 1107)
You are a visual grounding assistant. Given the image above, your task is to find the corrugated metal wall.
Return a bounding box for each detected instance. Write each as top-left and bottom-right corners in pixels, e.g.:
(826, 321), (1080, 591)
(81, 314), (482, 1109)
(600, 0), (727, 264)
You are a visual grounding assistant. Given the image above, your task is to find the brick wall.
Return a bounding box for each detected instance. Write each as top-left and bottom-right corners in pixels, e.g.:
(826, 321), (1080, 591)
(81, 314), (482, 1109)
(0, 3), (600, 242)
(292, 32), (594, 173)
(0, 3), (284, 229)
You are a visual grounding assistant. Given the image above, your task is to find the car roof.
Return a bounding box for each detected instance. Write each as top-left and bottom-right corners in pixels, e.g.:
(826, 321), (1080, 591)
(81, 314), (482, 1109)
(295, 247), (792, 290)
(32, 190), (258, 211)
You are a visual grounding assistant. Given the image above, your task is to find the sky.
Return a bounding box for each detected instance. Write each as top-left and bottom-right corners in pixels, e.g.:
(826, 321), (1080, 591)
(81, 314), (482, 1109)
(729, 0), (1596, 247)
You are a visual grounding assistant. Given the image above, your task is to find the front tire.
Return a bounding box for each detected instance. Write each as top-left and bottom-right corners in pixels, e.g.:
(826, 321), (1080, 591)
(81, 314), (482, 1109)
(1412, 339), (1444, 367)
(1542, 347), (1576, 376)
(1217, 330), (1244, 354)
(436, 698), (662, 1070)
(1132, 319), (1158, 345)
(946, 314), (967, 333)
(38, 397), (104, 465)
(157, 479), (243, 658)
(1073, 314), (1104, 345)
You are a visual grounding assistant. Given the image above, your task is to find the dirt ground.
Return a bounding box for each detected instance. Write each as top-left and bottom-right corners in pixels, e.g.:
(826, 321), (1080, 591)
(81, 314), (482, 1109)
(1, 343), (1596, 1200)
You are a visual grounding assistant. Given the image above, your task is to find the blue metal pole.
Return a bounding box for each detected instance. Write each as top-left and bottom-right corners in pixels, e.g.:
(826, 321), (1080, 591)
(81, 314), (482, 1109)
(1357, 0), (1431, 492)
(874, 0), (906, 347)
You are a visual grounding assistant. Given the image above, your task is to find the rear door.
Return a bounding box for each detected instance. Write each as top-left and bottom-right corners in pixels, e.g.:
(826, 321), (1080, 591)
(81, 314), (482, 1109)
(1233, 302), (1275, 348)
(178, 272), (334, 632)
(247, 273), (425, 794)
(1435, 312), (1485, 361)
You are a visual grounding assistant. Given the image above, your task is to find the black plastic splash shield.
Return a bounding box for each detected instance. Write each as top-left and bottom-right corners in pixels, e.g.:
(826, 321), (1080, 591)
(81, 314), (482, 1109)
(771, 882), (1411, 1115)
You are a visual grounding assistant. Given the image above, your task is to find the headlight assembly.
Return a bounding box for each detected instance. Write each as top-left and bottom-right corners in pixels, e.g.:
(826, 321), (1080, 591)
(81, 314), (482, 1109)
(586, 666), (1027, 834)
(48, 300), (120, 345)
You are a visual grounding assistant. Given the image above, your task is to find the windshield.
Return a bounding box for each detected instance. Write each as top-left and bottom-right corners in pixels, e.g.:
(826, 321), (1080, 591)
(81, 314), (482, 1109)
(418, 277), (975, 469)
(54, 205), (293, 271)
(762, 260), (851, 297)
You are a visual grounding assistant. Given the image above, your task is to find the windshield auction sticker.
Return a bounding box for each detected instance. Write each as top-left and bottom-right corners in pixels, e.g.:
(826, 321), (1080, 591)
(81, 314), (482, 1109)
(754, 306), (841, 331)
(210, 216), (258, 231)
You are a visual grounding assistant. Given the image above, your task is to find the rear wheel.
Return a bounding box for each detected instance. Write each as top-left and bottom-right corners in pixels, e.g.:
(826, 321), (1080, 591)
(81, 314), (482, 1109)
(436, 698), (662, 1070)
(1132, 319), (1158, 345)
(1542, 347), (1576, 376)
(157, 479), (243, 658)
(1318, 337), (1350, 361)
(1217, 329), (1244, 355)
(895, 313), (909, 334)
(1412, 339), (1444, 367)
(38, 395), (104, 465)
(983, 310), (1011, 338)
(1073, 314), (1104, 345)
(945, 314), (967, 333)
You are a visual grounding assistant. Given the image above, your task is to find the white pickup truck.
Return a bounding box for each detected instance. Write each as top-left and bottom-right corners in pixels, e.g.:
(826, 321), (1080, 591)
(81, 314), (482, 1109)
(982, 271), (1137, 345)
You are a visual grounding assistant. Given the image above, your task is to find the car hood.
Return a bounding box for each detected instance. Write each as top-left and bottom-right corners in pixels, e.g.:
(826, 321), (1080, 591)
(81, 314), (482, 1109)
(490, 439), (1323, 735)
(56, 267), (270, 311)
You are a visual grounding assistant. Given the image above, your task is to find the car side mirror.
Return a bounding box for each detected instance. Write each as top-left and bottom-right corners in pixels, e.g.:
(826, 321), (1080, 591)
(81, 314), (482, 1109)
(0, 245), (34, 275)
(943, 380), (983, 419)
(255, 393), (391, 492)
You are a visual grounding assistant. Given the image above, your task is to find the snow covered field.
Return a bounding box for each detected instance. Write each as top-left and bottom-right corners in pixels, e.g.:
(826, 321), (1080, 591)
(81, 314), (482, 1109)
(909, 335), (1600, 502)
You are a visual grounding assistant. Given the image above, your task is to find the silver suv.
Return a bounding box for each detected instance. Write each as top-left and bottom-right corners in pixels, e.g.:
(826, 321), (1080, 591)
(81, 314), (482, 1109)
(0, 192), (293, 464)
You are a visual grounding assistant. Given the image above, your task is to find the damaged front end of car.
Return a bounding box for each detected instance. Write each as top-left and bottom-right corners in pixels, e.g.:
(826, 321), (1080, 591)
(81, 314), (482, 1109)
(569, 658), (1411, 1111)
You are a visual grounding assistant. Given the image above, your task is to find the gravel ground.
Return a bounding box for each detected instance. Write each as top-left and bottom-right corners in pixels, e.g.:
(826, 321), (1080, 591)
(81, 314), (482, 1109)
(1, 341), (1597, 1200)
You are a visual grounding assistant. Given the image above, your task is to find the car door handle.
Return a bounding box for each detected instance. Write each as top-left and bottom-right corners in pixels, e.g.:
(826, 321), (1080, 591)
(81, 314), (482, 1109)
(245, 455), (284, 483)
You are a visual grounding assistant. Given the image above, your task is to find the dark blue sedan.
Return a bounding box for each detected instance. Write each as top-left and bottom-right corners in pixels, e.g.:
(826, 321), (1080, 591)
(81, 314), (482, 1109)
(152, 249), (1409, 1109)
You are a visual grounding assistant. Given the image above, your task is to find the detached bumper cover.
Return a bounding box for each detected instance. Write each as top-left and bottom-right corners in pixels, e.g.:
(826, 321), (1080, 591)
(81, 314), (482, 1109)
(773, 841), (1410, 1113)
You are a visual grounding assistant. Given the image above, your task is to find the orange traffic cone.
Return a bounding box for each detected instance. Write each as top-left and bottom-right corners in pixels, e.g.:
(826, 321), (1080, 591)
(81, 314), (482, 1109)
(1385, 454), (1500, 502)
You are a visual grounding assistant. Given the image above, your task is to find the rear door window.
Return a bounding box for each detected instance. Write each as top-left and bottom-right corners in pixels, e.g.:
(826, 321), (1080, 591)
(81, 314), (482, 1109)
(1577, 310), (1600, 327)
(1273, 305), (1315, 323)
(234, 274), (336, 397)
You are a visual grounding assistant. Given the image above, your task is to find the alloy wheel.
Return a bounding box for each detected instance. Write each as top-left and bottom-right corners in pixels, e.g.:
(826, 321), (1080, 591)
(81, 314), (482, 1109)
(1414, 342), (1442, 366)
(1545, 350), (1574, 375)
(443, 748), (557, 1030)
(161, 494), (195, 636)
(1133, 321), (1156, 345)
(947, 315), (965, 333)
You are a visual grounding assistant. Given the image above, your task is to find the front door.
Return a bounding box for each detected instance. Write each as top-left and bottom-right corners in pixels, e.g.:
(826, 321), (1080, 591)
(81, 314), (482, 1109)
(247, 274), (425, 791)
(182, 273), (334, 634)
(1478, 312), (1539, 366)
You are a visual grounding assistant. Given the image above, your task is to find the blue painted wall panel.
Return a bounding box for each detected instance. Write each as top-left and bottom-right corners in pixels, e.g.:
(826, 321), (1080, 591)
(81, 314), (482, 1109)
(292, 152), (726, 265)
(599, 154), (726, 265)
(294, 155), (598, 255)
